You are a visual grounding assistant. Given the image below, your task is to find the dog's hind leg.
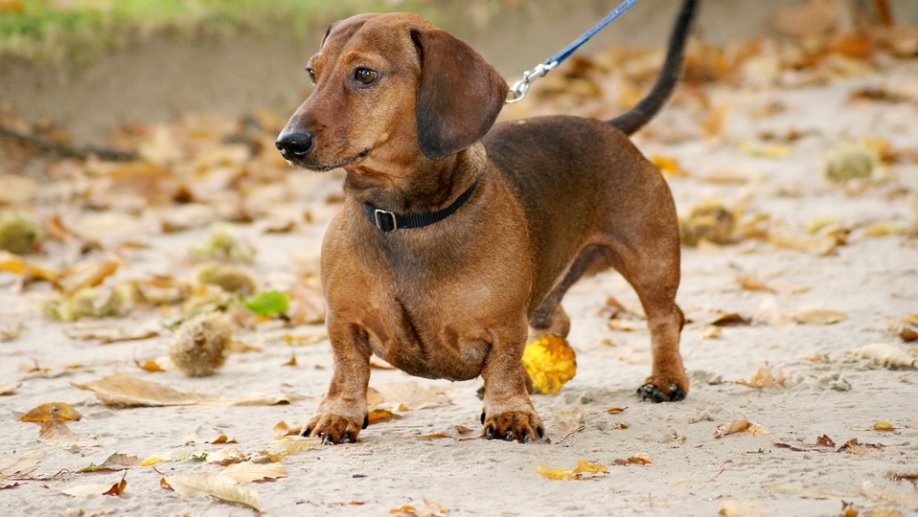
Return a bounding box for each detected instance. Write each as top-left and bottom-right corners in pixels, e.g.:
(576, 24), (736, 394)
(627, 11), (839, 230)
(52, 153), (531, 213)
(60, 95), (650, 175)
(528, 246), (607, 341)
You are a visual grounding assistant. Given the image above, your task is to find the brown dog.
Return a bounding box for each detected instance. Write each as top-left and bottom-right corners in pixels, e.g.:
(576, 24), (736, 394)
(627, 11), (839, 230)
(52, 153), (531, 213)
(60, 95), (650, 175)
(276, 0), (698, 444)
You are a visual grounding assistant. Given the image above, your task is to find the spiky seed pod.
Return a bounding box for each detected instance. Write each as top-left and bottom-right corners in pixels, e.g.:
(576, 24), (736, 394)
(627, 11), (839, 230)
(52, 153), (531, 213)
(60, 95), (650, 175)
(167, 312), (232, 377)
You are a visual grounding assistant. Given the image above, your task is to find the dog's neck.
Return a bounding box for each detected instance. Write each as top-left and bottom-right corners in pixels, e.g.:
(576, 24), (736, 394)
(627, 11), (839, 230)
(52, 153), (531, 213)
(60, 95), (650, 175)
(341, 142), (486, 214)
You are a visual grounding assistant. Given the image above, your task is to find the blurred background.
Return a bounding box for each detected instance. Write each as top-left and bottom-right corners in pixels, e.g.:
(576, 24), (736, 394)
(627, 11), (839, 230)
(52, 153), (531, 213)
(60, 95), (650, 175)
(2, 0), (916, 145)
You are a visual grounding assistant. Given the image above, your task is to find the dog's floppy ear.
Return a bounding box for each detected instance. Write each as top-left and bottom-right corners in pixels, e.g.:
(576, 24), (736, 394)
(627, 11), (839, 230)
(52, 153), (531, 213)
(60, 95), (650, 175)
(411, 28), (509, 160)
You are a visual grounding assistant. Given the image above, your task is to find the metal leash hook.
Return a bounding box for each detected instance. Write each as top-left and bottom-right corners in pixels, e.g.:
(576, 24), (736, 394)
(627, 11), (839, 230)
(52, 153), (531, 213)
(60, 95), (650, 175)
(504, 0), (641, 104)
(506, 62), (556, 104)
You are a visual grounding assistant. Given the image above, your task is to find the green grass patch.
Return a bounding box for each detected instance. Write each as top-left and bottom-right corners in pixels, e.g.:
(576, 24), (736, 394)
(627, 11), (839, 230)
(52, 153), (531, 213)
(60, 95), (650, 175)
(0, 0), (418, 62)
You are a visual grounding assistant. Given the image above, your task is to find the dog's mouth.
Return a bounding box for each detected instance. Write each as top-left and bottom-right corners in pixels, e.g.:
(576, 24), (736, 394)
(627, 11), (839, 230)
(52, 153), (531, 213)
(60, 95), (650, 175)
(299, 147), (372, 172)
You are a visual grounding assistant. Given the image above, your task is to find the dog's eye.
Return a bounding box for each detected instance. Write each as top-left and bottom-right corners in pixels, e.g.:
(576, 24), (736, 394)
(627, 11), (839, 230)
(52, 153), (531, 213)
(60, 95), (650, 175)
(354, 67), (378, 85)
(305, 67), (317, 85)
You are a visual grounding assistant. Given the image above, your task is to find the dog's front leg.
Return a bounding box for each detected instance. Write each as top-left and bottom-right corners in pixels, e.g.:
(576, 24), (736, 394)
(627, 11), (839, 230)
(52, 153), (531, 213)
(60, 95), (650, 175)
(304, 323), (371, 444)
(480, 327), (546, 443)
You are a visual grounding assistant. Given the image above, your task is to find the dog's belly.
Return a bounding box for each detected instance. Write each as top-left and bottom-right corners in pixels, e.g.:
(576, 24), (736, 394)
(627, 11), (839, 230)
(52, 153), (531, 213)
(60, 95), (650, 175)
(367, 324), (492, 381)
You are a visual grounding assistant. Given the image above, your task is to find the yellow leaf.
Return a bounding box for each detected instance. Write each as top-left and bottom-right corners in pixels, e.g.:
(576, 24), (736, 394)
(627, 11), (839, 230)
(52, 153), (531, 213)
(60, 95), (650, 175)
(163, 472), (260, 511)
(613, 453), (653, 465)
(535, 459), (608, 480)
(140, 455), (168, 467)
(19, 402), (82, 423)
(522, 334), (577, 394)
(0, 251), (58, 282)
(873, 420), (896, 432)
(650, 154), (685, 176)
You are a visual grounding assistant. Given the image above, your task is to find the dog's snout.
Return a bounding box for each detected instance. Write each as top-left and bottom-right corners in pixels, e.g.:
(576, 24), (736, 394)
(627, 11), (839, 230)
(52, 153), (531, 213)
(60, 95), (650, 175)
(276, 131), (315, 160)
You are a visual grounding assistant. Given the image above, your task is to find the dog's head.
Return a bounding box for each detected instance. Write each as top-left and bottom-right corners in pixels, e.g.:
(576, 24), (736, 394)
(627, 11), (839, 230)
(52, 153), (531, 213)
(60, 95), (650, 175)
(275, 13), (508, 173)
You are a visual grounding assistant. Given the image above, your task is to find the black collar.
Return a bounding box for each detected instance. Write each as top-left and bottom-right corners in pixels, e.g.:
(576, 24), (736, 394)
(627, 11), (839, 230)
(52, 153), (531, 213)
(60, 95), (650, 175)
(362, 181), (479, 233)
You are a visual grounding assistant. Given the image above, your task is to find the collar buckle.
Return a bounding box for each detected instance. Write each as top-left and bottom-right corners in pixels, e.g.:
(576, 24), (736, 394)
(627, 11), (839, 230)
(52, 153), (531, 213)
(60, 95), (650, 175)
(373, 209), (398, 232)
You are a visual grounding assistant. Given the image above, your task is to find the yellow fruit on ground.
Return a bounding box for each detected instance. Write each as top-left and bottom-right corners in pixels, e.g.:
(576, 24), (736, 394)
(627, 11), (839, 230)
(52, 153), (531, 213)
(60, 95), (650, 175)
(522, 334), (577, 394)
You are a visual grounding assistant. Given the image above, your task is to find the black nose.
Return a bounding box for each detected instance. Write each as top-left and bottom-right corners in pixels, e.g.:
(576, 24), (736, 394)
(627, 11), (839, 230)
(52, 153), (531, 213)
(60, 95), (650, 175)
(275, 131), (315, 159)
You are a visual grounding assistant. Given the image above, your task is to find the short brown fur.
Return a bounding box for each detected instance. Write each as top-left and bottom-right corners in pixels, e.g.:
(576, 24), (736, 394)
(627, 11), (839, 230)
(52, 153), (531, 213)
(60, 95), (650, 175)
(277, 0), (698, 443)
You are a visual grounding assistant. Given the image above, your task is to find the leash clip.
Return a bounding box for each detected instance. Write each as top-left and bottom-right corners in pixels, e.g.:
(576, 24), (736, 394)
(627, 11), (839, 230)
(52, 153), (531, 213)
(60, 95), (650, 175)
(506, 62), (556, 104)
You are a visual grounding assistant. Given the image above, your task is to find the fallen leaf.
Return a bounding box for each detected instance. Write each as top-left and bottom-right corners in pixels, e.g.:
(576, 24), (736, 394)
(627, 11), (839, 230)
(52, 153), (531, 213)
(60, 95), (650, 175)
(604, 406), (627, 414)
(103, 473), (128, 496)
(849, 343), (916, 369)
(368, 408), (398, 425)
(389, 497), (448, 517)
(207, 435), (237, 445)
(61, 473), (127, 497)
(225, 391), (303, 406)
(873, 421), (896, 432)
(163, 472), (260, 510)
(134, 358), (166, 373)
(715, 418), (769, 438)
(206, 447), (249, 466)
(838, 438), (885, 456)
(0, 251), (59, 283)
(793, 308), (847, 325)
(536, 459), (609, 480)
(221, 461), (287, 483)
(709, 312), (751, 327)
(19, 402), (82, 423)
(889, 315), (918, 342)
(243, 290), (289, 317)
(773, 435), (838, 452)
(78, 453), (139, 473)
(56, 254), (122, 294)
(0, 450), (43, 477)
(612, 453), (653, 465)
(735, 274), (775, 292)
(272, 420), (303, 438)
(736, 362), (787, 389)
(887, 472), (918, 482)
(522, 334), (577, 394)
(73, 372), (214, 406)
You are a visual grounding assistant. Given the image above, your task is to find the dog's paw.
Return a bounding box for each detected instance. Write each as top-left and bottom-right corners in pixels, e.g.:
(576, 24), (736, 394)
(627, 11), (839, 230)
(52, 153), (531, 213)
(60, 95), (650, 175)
(481, 410), (546, 443)
(637, 381), (686, 403)
(303, 413), (369, 444)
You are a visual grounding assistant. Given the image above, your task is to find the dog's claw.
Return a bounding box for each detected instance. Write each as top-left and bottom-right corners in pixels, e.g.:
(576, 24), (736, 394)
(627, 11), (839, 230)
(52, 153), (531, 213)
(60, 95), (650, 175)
(485, 426), (495, 440)
(504, 429), (514, 441)
(480, 411), (486, 424)
(638, 382), (686, 403)
(363, 414), (369, 430)
(302, 427), (313, 437)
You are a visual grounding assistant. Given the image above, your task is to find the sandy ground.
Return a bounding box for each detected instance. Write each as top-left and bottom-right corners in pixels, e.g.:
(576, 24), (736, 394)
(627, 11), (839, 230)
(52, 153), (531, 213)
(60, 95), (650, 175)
(2, 26), (918, 517)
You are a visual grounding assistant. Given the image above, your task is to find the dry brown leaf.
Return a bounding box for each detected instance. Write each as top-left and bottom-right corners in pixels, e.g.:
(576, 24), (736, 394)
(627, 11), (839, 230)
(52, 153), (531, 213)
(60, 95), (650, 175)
(735, 274), (775, 292)
(612, 453), (653, 466)
(271, 420), (303, 438)
(368, 408), (398, 425)
(61, 473), (127, 497)
(225, 391), (303, 406)
(19, 402), (82, 423)
(715, 418), (769, 438)
(389, 497), (449, 517)
(221, 461), (287, 483)
(0, 450), (43, 477)
(78, 453), (138, 473)
(207, 447), (249, 466)
(163, 472), (260, 510)
(604, 406), (627, 414)
(134, 358), (166, 373)
(889, 315), (918, 342)
(56, 254), (122, 294)
(72, 372), (213, 406)
(794, 308), (847, 325)
(736, 362), (787, 389)
(773, 435), (838, 452)
(536, 459), (609, 480)
(849, 343), (916, 369)
(709, 312), (751, 327)
(838, 438), (885, 456)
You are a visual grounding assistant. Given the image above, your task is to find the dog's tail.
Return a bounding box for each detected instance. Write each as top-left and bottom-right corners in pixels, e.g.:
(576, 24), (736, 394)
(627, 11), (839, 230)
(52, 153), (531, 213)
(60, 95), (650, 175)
(608, 0), (699, 135)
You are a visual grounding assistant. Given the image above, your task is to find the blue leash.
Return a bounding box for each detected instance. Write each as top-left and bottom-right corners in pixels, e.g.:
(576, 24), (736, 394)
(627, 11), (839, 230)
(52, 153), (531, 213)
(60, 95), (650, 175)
(506, 0), (641, 103)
